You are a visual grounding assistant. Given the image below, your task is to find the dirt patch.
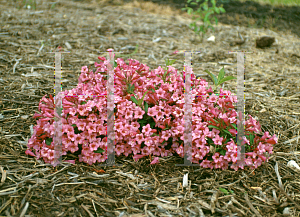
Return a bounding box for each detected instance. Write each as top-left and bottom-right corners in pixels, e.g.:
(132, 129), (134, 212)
(0, 0), (299, 216)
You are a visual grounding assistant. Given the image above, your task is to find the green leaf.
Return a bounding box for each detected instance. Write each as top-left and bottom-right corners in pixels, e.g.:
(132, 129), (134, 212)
(130, 84), (135, 92)
(204, 12), (213, 23)
(139, 120), (147, 124)
(45, 138), (53, 146)
(190, 2), (198, 5)
(231, 123), (237, 130)
(204, 69), (218, 86)
(138, 90), (150, 106)
(214, 16), (218, 25)
(165, 58), (170, 66)
(150, 121), (156, 129)
(168, 59), (177, 65)
(218, 76), (237, 85)
(163, 70), (168, 80)
(93, 147), (105, 153)
(114, 61), (118, 68)
(214, 7), (220, 14)
(219, 7), (226, 13)
(208, 125), (221, 130)
(217, 67), (225, 85)
(219, 149), (226, 156)
(187, 8), (194, 15)
(219, 187), (229, 195)
(249, 133), (254, 145)
(130, 96), (138, 105)
(189, 22), (196, 28)
(144, 101), (148, 114)
(222, 129), (232, 136)
(150, 88), (155, 93)
(80, 101), (87, 105)
(195, 16), (203, 21)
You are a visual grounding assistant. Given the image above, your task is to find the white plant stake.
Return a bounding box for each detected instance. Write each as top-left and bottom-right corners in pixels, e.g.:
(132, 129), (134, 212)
(48, 48), (69, 167)
(183, 173), (189, 187)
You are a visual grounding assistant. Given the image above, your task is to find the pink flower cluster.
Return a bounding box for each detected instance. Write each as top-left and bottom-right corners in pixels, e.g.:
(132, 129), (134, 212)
(26, 56), (277, 170)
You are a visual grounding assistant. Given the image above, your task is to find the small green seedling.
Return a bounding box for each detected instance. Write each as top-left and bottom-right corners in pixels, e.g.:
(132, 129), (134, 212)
(182, 0), (226, 42)
(204, 67), (236, 94)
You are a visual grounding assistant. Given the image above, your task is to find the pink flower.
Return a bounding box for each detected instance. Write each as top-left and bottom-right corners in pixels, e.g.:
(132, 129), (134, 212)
(253, 158), (263, 168)
(64, 160), (75, 164)
(134, 108), (145, 119)
(145, 146), (154, 155)
(214, 161), (223, 169)
(142, 124), (152, 136)
(245, 157), (253, 166)
(124, 109), (133, 120)
(171, 50), (179, 55)
(86, 122), (97, 134)
(67, 131), (77, 142)
(213, 135), (223, 146)
(257, 142), (266, 154)
(74, 134), (84, 145)
(144, 137), (153, 146)
(88, 113), (97, 122)
(176, 145), (184, 158)
(25, 149), (36, 157)
(63, 124), (74, 134)
(77, 104), (87, 116)
(135, 133), (144, 145)
(266, 134), (278, 145)
(226, 141), (237, 153)
(132, 145), (141, 155)
(200, 159), (211, 168)
(69, 107), (77, 116)
(89, 142), (99, 151)
(147, 107), (157, 117)
(194, 151), (204, 160)
(230, 163), (239, 171)
(231, 153), (238, 163)
(77, 121), (86, 131)
(160, 148), (168, 157)
(260, 131), (270, 141)
(83, 154), (95, 165)
(69, 143), (79, 153)
(224, 152), (232, 162)
(133, 154), (146, 162)
(212, 152), (222, 163)
(150, 157), (160, 164)
(115, 144), (125, 156)
(123, 146), (132, 157)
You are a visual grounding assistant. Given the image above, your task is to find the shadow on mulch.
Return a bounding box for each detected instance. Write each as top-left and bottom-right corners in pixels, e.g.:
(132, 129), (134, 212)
(140, 0), (300, 38)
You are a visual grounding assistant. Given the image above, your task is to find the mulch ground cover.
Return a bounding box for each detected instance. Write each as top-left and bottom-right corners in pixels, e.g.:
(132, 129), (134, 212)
(0, 0), (299, 216)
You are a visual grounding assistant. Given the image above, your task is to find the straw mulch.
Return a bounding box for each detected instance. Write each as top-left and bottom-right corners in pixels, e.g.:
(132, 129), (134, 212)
(0, 0), (299, 216)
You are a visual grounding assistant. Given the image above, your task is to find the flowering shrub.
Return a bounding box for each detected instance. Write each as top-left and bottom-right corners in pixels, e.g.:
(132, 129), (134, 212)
(26, 56), (277, 170)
